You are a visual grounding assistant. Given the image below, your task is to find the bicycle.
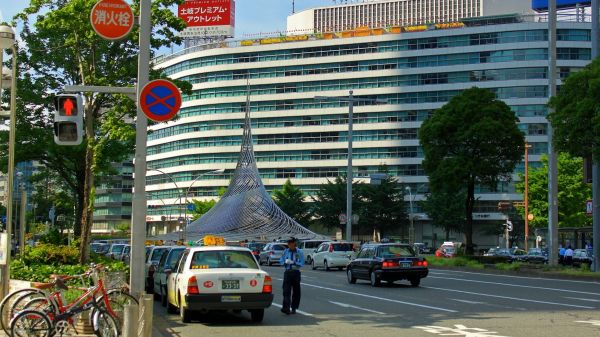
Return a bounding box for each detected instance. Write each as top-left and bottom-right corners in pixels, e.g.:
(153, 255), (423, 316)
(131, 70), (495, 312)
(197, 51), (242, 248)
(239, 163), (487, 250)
(10, 265), (132, 337)
(0, 287), (47, 334)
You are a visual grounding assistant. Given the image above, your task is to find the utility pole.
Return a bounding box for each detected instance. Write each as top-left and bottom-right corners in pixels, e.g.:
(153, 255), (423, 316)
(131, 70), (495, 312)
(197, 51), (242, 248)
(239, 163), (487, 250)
(547, 0), (559, 266)
(130, 0), (151, 296)
(315, 92), (386, 242)
(524, 143), (531, 251)
(592, 0), (600, 273)
(19, 183), (26, 254)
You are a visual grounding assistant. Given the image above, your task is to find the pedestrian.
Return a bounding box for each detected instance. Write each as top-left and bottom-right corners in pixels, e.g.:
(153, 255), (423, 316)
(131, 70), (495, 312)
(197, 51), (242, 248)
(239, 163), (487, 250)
(564, 246), (574, 266)
(279, 237), (304, 315)
(559, 245), (565, 265)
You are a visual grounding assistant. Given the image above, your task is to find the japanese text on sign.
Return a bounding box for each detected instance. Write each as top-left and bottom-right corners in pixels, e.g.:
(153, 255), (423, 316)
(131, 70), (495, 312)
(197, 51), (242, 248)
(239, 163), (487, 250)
(178, 0), (234, 27)
(93, 2), (131, 27)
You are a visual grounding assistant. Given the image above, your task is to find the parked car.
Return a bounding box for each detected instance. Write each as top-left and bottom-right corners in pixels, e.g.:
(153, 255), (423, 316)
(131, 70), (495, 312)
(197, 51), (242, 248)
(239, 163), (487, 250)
(166, 246), (274, 323)
(413, 243), (432, 254)
(435, 242), (456, 258)
(153, 246), (186, 306)
(91, 243), (110, 255)
(258, 243), (288, 266)
(145, 246), (170, 293)
(298, 240), (327, 264)
(346, 243), (428, 287)
(518, 248), (548, 264)
(573, 249), (594, 268)
(311, 242), (355, 271)
(120, 245), (131, 262)
(246, 242), (266, 259)
(106, 243), (126, 259)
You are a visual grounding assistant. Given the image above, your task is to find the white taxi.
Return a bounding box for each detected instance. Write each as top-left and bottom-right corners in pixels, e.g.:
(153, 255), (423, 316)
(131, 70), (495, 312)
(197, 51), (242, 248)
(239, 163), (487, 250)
(166, 246), (274, 323)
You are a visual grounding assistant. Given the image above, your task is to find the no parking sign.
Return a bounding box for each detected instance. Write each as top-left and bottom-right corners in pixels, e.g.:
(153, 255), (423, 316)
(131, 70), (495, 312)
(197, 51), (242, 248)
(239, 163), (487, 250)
(139, 79), (182, 122)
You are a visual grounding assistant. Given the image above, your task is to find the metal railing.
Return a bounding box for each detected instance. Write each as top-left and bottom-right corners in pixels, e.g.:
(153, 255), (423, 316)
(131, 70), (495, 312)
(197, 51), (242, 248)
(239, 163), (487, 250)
(154, 13), (591, 65)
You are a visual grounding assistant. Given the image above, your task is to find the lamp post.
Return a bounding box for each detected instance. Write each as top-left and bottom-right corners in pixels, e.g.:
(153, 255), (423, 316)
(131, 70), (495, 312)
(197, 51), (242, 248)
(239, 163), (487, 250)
(405, 185), (427, 245)
(0, 24), (17, 301)
(315, 92), (387, 242)
(524, 143), (532, 251)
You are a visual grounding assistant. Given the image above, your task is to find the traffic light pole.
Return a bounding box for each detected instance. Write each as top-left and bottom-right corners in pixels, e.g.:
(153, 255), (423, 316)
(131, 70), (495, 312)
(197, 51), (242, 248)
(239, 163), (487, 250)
(592, 0), (600, 273)
(547, 0), (559, 266)
(130, 0), (152, 296)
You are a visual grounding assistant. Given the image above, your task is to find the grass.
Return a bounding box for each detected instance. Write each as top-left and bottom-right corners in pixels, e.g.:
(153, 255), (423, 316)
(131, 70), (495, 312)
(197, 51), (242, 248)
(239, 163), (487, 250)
(494, 262), (522, 271)
(426, 256), (485, 269)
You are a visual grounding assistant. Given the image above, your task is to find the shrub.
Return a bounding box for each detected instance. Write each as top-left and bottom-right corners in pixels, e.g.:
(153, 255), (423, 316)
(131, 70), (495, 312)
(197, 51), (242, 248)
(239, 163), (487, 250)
(495, 262), (521, 271)
(21, 244), (79, 265)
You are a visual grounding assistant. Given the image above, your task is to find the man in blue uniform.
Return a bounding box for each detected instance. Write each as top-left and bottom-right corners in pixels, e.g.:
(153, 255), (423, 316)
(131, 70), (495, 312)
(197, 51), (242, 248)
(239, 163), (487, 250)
(279, 237), (304, 314)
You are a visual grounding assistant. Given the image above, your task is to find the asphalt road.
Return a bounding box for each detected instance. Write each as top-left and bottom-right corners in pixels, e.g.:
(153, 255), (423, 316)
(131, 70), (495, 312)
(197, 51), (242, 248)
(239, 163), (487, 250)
(152, 266), (600, 337)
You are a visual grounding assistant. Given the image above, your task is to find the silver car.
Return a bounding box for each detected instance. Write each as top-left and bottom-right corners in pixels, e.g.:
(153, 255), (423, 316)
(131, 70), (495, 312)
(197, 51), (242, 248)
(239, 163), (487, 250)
(258, 243), (288, 266)
(299, 240), (326, 264)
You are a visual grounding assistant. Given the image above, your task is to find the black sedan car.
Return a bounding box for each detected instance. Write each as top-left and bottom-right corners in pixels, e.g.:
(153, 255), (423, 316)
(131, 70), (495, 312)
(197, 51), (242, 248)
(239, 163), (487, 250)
(346, 243), (428, 287)
(518, 248), (548, 264)
(573, 249), (594, 268)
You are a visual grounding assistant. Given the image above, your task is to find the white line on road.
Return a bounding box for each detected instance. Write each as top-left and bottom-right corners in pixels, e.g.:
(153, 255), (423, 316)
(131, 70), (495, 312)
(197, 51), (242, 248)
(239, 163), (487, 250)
(448, 298), (484, 304)
(271, 303), (314, 317)
(328, 301), (386, 315)
(299, 282), (458, 313)
(563, 297), (600, 303)
(429, 269), (600, 285)
(424, 286), (596, 309)
(427, 276), (600, 296)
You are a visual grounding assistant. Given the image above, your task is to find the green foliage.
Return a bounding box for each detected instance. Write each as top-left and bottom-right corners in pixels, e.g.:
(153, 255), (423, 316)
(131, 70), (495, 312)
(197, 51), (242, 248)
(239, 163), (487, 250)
(273, 179), (311, 226)
(548, 57), (600, 159)
(516, 154), (591, 228)
(190, 199), (217, 221)
(495, 262), (522, 271)
(311, 176), (365, 232)
(419, 87), (525, 253)
(421, 187), (466, 240)
(427, 257), (485, 269)
(358, 175), (407, 235)
(115, 222), (130, 235)
(21, 244), (79, 265)
(38, 228), (68, 245)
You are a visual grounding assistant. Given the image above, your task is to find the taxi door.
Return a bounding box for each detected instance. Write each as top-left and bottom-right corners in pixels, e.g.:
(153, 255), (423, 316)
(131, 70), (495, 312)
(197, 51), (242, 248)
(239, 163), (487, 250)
(169, 249), (189, 308)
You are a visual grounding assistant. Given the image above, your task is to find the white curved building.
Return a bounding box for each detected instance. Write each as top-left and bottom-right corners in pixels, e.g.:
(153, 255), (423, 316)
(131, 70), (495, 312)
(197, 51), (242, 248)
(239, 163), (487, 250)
(149, 13), (591, 247)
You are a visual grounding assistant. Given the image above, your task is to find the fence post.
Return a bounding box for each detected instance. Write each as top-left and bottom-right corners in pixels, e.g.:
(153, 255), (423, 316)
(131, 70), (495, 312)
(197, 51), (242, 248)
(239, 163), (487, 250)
(122, 302), (138, 337)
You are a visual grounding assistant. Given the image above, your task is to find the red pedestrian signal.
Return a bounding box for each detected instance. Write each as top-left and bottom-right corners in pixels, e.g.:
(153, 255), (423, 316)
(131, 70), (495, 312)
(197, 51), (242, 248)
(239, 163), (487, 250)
(54, 94), (84, 145)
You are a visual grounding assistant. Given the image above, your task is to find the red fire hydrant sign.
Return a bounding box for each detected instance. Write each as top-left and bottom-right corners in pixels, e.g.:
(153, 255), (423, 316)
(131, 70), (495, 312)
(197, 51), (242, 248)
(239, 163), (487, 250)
(90, 0), (134, 40)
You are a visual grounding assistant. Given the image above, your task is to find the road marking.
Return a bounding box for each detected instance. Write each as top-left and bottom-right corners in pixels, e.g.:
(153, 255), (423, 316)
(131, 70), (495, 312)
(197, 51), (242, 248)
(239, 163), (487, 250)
(427, 276), (600, 296)
(299, 282), (457, 313)
(576, 320), (600, 327)
(564, 297), (600, 303)
(449, 298), (484, 304)
(429, 269), (600, 285)
(413, 324), (511, 337)
(424, 286), (595, 309)
(271, 303), (314, 317)
(328, 301), (385, 315)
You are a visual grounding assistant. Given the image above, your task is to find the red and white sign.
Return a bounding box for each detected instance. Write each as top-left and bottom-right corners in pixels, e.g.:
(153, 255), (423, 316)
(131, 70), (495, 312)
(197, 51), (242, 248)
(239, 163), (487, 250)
(178, 0), (235, 38)
(586, 200), (593, 216)
(90, 0), (134, 40)
(249, 279), (257, 287)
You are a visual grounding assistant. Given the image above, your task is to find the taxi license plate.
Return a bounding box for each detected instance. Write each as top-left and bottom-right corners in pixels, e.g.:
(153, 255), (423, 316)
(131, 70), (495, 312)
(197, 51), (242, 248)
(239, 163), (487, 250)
(222, 280), (240, 290)
(221, 295), (241, 303)
(401, 262), (411, 268)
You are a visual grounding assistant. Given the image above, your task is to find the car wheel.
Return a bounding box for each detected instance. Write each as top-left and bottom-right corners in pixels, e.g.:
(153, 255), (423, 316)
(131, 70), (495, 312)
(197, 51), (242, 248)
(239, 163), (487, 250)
(250, 309), (264, 323)
(410, 277), (421, 287)
(338, 267), (343, 271)
(306, 256), (312, 265)
(267, 258), (272, 266)
(347, 268), (357, 284)
(311, 260), (317, 270)
(370, 271), (381, 287)
(324, 260), (330, 271)
(161, 286), (167, 307)
(167, 297), (177, 314)
(180, 295), (191, 323)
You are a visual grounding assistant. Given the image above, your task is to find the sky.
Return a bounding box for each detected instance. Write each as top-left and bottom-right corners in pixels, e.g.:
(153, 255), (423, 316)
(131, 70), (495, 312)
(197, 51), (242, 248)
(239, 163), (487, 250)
(0, 0), (333, 35)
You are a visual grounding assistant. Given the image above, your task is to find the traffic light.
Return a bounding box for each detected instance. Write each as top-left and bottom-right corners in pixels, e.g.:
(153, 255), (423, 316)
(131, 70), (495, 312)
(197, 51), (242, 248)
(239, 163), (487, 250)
(53, 94), (83, 145)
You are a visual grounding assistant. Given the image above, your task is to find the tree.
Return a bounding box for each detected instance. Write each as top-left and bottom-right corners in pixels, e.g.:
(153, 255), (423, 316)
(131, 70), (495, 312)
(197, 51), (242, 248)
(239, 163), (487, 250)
(548, 57), (600, 159)
(2, 0), (189, 263)
(190, 199), (217, 221)
(421, 186), (466, 241)
(419, 87), (525, 254)
(311, 176), (364, 232)
(359, 175), (407, 237)
(515, 154), (592, 229)
(272, 179), (311, 226)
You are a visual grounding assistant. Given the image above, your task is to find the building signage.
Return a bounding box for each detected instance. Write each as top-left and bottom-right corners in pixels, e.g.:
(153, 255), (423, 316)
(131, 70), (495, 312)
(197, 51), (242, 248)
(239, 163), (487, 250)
(532, 0), (591, 12)
(178, 0), (235, 38)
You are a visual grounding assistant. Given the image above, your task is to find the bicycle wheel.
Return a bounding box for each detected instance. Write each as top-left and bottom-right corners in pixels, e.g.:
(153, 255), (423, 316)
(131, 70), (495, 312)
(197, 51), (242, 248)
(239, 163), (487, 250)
(0, 288), (45, 334)
(21, 297), (56, 319)
(98, 289), (138, 331)
(92, 309), (118, 337)
(9, 309), (52, 337)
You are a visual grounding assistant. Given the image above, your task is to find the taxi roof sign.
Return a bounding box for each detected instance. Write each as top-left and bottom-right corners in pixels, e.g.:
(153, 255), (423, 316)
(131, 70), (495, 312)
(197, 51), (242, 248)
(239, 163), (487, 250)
(203, 235), (225, 246)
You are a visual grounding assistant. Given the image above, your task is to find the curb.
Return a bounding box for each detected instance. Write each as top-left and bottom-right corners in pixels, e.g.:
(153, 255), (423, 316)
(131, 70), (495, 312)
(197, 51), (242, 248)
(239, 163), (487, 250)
(430, 265), (600, 282)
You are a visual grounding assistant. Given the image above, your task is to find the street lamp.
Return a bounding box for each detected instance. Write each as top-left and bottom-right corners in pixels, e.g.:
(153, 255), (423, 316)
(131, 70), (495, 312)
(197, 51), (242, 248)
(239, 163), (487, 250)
(182, 168), (225, 241)
(315, 92), (387, 242)
(0, 23), (17, 301)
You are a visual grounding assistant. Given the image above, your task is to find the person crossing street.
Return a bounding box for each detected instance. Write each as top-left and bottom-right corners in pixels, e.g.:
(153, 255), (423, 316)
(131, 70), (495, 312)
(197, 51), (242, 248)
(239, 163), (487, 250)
(279, 237), (304, 314)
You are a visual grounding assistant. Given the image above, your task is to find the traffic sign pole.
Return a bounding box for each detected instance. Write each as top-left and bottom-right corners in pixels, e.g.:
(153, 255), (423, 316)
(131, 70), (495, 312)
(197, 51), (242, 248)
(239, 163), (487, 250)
(130, 0), (151, 297)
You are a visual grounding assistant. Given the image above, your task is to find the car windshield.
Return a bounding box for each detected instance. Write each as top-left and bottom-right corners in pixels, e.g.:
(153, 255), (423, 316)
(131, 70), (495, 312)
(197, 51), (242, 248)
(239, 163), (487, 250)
(247, 243), (264, 250)
(332, 243), (354, 252)
(272, 245), (287, 251)
(304, 241), (324, 249)
(166, 248), (185, 269)
(123, 246), (130, 254)
(110, 245), (124, 254)
(379, 245), (416, 258)
(151, 248), (168, 262)
(190, 250), (259, 269)
(528, 249), (542, 255)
